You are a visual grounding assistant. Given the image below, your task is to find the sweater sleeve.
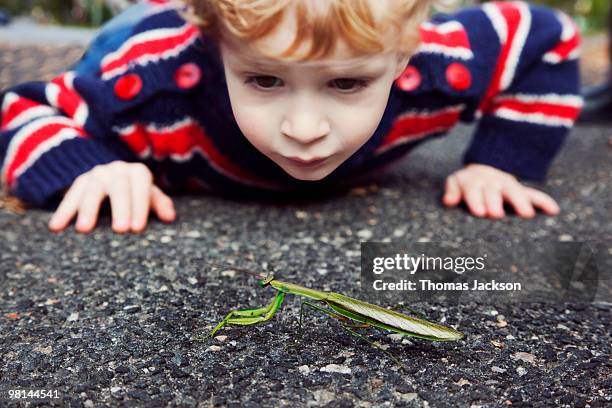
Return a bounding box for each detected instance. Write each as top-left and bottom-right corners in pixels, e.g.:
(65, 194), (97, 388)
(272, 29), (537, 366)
(462, 2), (582, 181)
(0, 73), (134, 207)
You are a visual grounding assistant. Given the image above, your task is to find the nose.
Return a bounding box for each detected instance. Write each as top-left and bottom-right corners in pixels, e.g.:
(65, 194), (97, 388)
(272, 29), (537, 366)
(281, 104), (330, 145)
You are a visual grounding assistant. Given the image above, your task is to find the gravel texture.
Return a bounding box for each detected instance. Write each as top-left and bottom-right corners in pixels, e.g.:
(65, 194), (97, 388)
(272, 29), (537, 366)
(1, 38), (611, 408)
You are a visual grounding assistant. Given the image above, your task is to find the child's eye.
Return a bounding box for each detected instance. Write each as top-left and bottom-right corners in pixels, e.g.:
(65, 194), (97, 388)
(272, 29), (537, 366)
(245, 75), (283, 90)
(330, 78), (369, 93)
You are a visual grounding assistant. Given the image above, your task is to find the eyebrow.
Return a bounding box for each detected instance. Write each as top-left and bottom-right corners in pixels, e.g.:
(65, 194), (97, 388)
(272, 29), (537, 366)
(237, 55), (381, 73)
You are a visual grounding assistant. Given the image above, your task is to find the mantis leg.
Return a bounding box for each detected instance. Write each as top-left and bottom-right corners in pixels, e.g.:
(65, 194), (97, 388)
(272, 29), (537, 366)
(339, 324), (407, 372)
(208, 291), (286, 337)
(286, 301), (348, 351)
(295, 302), (406, 371)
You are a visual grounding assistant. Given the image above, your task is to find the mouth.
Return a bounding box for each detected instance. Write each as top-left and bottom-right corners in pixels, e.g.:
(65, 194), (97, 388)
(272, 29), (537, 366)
(284, 156), (330, 168)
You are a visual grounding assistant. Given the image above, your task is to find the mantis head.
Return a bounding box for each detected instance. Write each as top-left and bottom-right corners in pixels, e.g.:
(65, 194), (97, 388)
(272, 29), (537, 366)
(259, 274), (275, 287)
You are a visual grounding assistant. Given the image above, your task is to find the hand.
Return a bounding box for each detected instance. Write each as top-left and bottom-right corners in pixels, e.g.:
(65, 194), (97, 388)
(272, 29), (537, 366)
(48, 161), (176, 233)
(442, 163), (560, 219)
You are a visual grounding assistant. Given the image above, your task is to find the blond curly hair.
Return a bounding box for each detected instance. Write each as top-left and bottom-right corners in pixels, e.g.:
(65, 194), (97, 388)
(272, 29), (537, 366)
(183, 0), (456, 61)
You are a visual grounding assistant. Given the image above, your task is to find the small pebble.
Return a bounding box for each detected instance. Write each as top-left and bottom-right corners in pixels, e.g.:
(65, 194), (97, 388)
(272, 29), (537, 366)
(298, 365), (311, 375)
(491, 366), (507, 373)
(371, 378), (383, 388)
(214, 335), (228, 343)
(295, 211), (309, 219)
(357, 229), (373, 240)
(206, 345), (221, 352)
(160, 236), (172, 244)
(66, 312), (79, 322)
(320, 364), (351, 374)
(32, 346), (52, 355)
(185, 230), (201, 238)
(516, 366), (527, 377)
(512, 352), (536, 364)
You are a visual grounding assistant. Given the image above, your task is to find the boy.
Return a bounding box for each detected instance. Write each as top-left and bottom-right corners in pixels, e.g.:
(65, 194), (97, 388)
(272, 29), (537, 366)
(0, 0), (582, 234)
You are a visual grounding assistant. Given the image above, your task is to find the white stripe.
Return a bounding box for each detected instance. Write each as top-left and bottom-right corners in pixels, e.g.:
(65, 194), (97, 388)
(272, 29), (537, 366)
(416, 43), (474, 60)
(500, 2), (531, 90)
(63, 71), (76, 90)
(421, 21), (465, 35)
(557, 12), (576, 41)
(1, 116), (79, 181)
(494, 107), (574, 127)
(13, 127), (82, 181)
(1, 92), (20, 115)
(493, 93), (583, 108)
(100, 25), (198, 80)
(483, 3), (508, 44)
(542, 53), (561, 64)
(4, 106), (57, 131)
(62, 71), (89, 126)
(73, 103), (89, 127)
(45, 83), (61, 108)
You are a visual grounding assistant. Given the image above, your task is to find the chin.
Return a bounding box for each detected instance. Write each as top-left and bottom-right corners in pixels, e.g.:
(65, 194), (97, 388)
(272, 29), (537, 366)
(282, 166), (333, 181)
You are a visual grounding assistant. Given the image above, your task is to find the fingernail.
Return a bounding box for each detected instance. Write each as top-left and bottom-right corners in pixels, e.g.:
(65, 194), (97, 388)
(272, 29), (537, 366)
(115, 219), (128, 230)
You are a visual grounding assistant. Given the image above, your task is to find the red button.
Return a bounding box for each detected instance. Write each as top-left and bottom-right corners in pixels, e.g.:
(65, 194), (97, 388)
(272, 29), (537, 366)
(446, 62), (472, 91)
(396, 65), (421, 92)
(114, 73), (143, 100)
(175, 62), (202, 89)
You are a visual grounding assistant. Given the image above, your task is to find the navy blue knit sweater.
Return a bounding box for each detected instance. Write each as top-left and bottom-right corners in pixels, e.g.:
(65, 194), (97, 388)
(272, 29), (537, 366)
(0, 1), (582, 207)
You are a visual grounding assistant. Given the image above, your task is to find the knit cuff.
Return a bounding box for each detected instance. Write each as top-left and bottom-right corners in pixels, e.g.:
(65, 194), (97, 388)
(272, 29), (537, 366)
(12, 137), (120, 207)
(463, 116), (569, 182)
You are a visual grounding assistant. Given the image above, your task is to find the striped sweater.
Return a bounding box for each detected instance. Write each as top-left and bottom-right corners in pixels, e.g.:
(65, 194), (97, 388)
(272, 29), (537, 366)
(0, 1), (582, 207)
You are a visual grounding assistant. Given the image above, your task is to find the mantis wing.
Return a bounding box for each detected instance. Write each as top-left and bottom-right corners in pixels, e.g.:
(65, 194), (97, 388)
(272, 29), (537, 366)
(326, 293), (464, 341)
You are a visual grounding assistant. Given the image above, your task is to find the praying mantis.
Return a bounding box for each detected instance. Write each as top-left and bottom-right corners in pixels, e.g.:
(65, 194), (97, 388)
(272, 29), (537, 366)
(203, 262), (464, 367)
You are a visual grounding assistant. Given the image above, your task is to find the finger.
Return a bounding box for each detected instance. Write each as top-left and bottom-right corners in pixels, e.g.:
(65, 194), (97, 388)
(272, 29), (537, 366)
(502, 186), (536, 218)
(464, 185), (486, 217)
(75, 182), (107, 233)
(48, 178), (86, 231)
(151, 185), (176, 223)
(484, 187), (505, 219)
(106, 169), (131, 233)
(129, 166), (153, 232)
(525, 187), (560, 216)
(443, 175), (462, 207)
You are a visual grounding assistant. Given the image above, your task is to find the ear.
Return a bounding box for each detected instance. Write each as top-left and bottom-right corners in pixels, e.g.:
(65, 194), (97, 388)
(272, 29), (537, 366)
(393, 52), (412, 80)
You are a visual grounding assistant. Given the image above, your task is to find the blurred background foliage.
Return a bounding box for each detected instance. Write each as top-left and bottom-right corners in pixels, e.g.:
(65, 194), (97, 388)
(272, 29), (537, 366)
(0, 0), (608, 32)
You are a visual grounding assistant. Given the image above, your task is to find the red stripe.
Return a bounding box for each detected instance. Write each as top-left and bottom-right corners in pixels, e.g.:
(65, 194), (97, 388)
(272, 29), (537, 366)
(480, 3), (522, 112)
(120, 120), (271, 185)
(101, 25), (199, 76)
(379, 109), (461, 150)
(547, 33), (580, 61)
(490, 100), (581, 120)
(420, 26), (470, 49)
(51, 76), (82, 118)
(1, 97), (42, 129)
(118, 125), (150, 157)
(6, 122), (84, 185)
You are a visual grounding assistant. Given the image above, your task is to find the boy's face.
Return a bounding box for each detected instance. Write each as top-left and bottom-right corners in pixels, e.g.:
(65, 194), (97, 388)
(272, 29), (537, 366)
(219, 8), (409, 181)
